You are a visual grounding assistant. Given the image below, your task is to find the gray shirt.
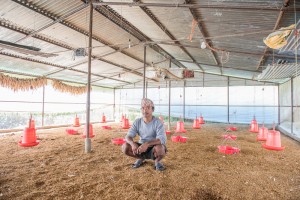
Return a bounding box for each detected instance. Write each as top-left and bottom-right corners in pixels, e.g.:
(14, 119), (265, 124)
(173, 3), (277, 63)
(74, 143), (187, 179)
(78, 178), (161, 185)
(126, 117), (166, 145)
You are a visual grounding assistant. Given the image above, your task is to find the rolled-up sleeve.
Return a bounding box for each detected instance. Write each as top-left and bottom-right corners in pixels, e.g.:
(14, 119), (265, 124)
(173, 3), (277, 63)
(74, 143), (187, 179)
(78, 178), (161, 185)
(156, 121), (166, 145)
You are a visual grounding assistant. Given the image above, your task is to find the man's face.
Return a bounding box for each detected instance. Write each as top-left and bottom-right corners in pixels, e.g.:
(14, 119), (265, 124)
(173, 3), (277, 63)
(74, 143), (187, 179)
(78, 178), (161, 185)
(141, 105), (153, 118)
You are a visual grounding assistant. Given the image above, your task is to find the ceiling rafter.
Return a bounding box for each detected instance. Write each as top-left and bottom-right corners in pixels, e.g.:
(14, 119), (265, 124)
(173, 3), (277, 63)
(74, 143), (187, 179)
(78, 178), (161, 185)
(154, 41), (300, 60)
(185, 0), (221, 74)
(91, 2), (187, 69)
(0, 51), (132, 84)
(14, 3), (89, 44)
(0, 18), (155, 83)
(177, 59), (258, 73)
(10, 0), (148, 69)
(136, 3), (204, 71)
(92, 1), (299, 11)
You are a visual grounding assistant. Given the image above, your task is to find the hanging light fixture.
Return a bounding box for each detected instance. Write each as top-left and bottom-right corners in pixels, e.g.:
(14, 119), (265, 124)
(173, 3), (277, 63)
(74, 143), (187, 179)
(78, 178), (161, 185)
(128, 39), (131, 48)
(200, 41), (206, 49)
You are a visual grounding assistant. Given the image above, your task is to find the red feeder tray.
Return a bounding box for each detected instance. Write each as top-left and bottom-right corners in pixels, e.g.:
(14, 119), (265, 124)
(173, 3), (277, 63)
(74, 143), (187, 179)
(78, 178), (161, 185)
(166, 130), (171, 135)
(227, 127), (237, 131)
(171, 136), (180, 142)
(18, 141), (39, 147)
(262, 143), (285, 151)
(112, 138), (126, 145)
(179, 136), (187, 143)
(171, 136), (187, 143)
(218, 146), (240, 154)
(101, 126), (112, 130)
(65, 128), (78, 135)
(223, 134), (237, 140)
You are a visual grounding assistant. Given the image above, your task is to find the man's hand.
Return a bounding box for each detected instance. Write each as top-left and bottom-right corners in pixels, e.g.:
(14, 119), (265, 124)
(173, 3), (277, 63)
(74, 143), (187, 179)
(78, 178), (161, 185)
(131, 143), (139, 155)
(137, 143), (149, 154)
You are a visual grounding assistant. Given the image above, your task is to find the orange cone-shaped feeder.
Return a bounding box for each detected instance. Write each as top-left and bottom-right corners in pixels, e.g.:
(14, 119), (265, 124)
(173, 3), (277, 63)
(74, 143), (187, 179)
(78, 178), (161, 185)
(262, 130), (285, 151)
(82, 124), (95, 138)
(100, 113), (106, 123)
(19, 117), (39, 147)
(73, 115), (80, 127)
(257, 126), (268, 141)
(192, 118), (201, 129)
(121, 118), (130, 129)
(175, 121), (186, 133)
(249, 117), (258, 133)
(198, 116), (205, 124)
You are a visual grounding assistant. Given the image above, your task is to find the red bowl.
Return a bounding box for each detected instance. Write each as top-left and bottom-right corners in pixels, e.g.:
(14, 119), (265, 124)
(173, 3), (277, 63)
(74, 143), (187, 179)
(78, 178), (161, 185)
(66, 128), (78, 135)
(171, 136), (180, 142)
(223, 134), (237, 140)
(112, 138), (126, 145)
(179, 136), (187, 143)
(101, 126), (112, 130)
(218, 146), (240, 154)
(227, 126), (237, 131)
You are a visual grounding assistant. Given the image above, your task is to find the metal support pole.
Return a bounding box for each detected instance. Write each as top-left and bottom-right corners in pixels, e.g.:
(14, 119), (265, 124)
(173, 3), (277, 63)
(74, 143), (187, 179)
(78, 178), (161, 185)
(85, 0), (93, 153)
(113, 88), (116, 121)
(168, 59), (171, 130)
(42, 85), (45, 127)
(291, 78), (294, 134)
(168, 80), (171, 131)
(183, 81), (186, 122)
(143, 45), (146, 98)
(227, 77), (230, 123)
(278, 85), (280, 125)
(146, 81), (148, 98)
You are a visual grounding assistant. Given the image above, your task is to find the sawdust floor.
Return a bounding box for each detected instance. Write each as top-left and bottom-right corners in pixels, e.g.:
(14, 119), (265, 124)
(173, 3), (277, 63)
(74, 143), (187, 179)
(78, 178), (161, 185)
(0, 122), (300, 200)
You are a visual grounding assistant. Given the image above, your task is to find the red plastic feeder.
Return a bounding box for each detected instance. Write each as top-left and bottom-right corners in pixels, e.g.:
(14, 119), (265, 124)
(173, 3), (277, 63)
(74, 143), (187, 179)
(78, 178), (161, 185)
(171, 136), (187, 143)
(192, 118), (201, 129)
(82, 124), (95, 138)
(101, 125), (112, 130)
(112, 138), (126, 145)
(198, 116), (205, 124)
(166, 130), (171, 135)
(18, 127), (39, 147)
(171, 136), (180, 142)
(226, 126), (237, 131)
(223, 134), (237, 140)
(175, 121), (186, 133)
(65, 128), (78, 135)
(100, 114), (106, 123)
(262, 130), (285, 151)
(121, 118), (130, 129)
(179, 136), (187, 143)
(218, 146), (240, 154)
(249, 118), (258, 133)
(257, 127), (268, 141)
(73, 116), (80, 127)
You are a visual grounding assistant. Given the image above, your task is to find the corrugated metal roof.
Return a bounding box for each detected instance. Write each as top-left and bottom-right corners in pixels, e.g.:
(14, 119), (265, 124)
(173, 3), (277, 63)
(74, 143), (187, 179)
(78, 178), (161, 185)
(0, 0), (298, 89)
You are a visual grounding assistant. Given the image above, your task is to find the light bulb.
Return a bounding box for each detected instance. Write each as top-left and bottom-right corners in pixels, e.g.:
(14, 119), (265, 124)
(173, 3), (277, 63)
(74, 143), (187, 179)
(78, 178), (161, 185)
(201, 41), (206, 49)
(128, 39), (131, 48)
